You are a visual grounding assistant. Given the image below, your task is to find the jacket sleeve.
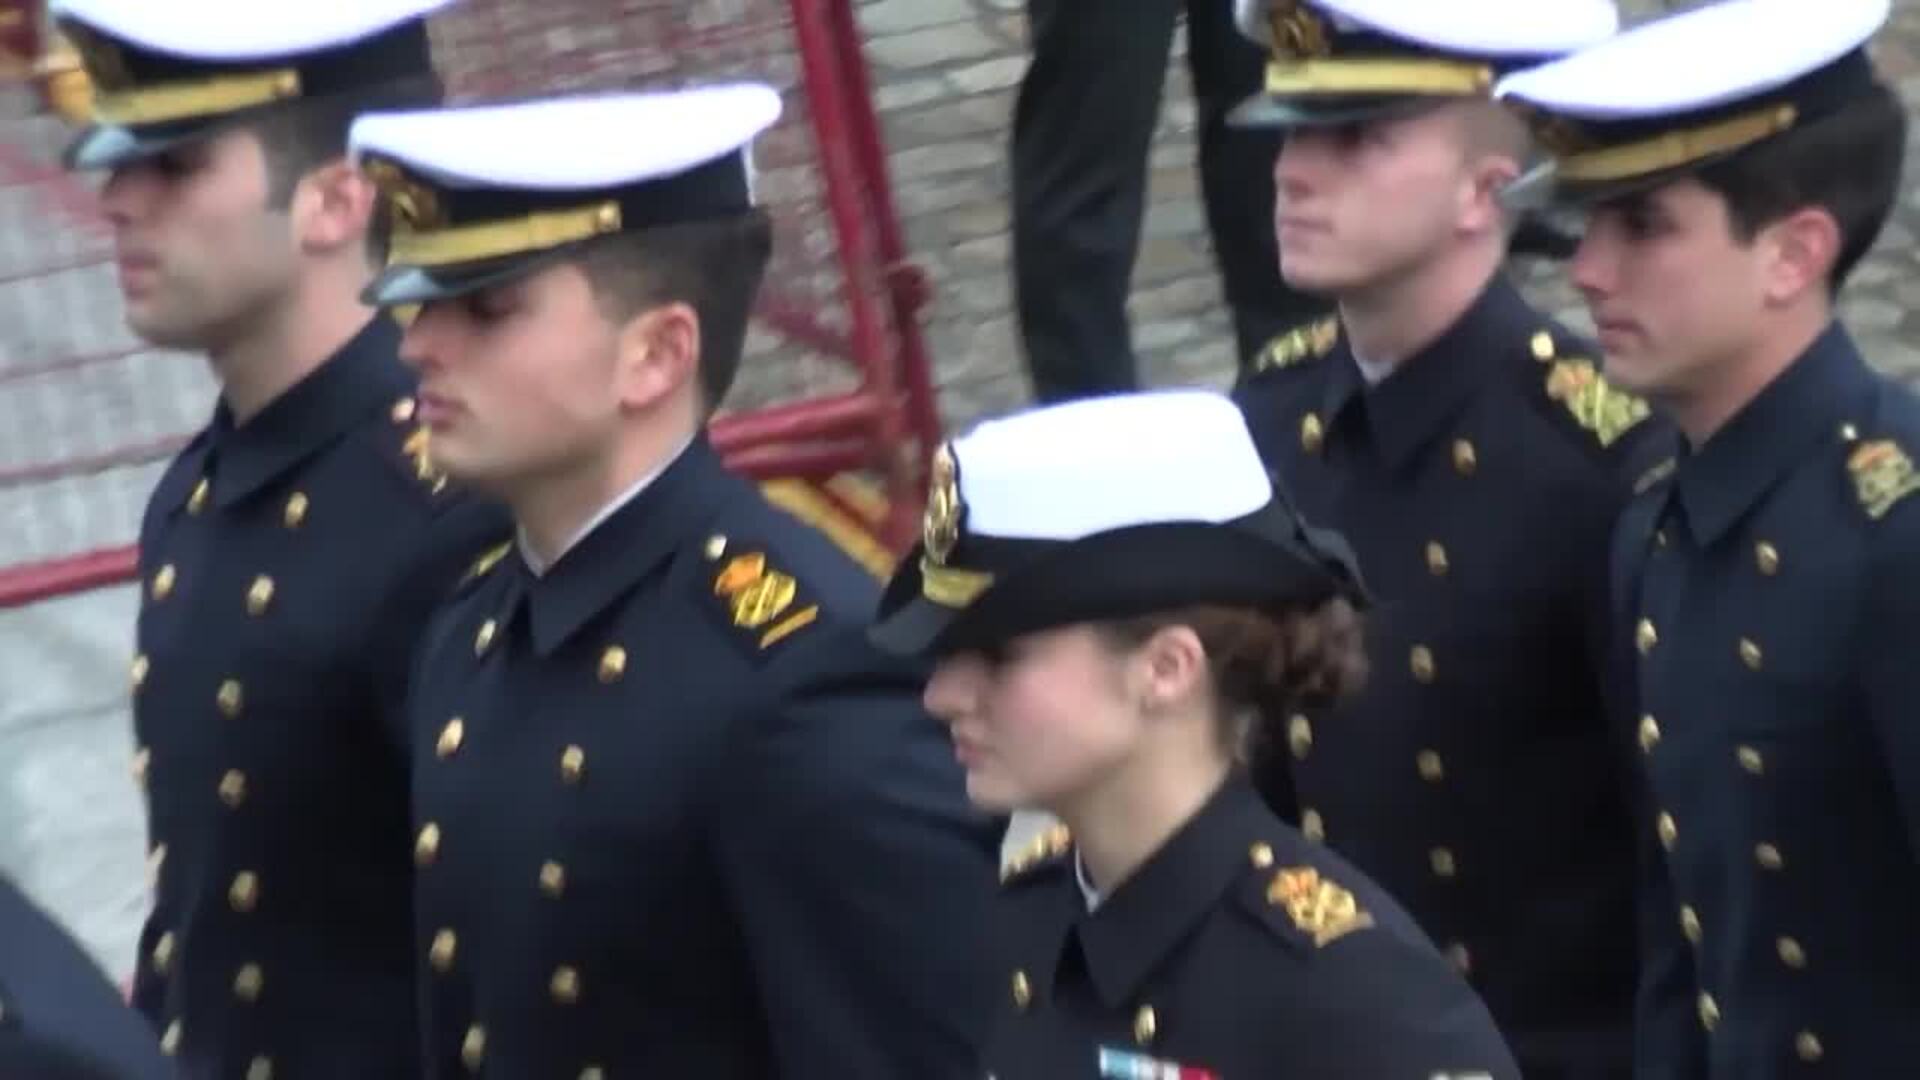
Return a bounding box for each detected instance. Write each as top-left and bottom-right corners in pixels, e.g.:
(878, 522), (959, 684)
(1861, 508), (1920, 863)
(707, 625), (1001, 1078)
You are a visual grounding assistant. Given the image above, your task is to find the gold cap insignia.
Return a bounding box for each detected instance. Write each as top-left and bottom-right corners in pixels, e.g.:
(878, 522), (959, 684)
(1267, 865), (1375, 947)
(1545, 358), (1650, 448)
(1848, 439), (1920, 520)
(1269, 0), (1332, 58)
(365, 157), (446, 232)
(924, 442), (962, 565)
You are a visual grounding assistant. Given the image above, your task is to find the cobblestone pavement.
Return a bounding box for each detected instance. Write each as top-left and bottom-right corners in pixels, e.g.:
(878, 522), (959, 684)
(855, 0), (1920, 433)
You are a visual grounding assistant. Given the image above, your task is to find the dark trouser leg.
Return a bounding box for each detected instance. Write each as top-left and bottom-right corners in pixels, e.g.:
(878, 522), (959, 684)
(1184, 0), (1332, 384)
(1011, 0), (1182, 404)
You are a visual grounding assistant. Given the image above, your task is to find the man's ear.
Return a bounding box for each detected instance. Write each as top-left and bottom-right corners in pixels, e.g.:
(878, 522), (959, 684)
(613, 300), (702, 412)
(1760, 205), (1842, 307)
(291, 159), (377, 255)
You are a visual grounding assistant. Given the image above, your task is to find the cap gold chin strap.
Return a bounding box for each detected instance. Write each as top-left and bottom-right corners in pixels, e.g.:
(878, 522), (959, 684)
(92, 68), (302, 126)
(1554, 103), (1800, 184)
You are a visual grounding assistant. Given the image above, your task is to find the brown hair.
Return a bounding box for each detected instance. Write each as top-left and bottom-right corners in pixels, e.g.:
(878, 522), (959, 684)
(1100, 597), (1367, 761)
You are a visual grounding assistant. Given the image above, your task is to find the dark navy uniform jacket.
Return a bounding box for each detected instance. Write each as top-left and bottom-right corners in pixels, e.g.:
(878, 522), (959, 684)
(1234, 277), (1664, 1075)
(1613, 323), (1920, 1079)
(987, 779), (1517, 1079)
(1, 876), (172, 1080)
(403, 437), (1000, 1078)
(128, 317), (506, 1079)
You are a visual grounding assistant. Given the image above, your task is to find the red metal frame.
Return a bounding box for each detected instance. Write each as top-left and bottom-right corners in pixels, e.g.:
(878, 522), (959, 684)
(0, 0), (939, 607)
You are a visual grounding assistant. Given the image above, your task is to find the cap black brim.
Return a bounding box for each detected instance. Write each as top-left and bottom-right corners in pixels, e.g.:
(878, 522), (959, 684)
(1228, 92), (1449, 130)
(362, 244), (583, 307)
(64, 121), (214, 171)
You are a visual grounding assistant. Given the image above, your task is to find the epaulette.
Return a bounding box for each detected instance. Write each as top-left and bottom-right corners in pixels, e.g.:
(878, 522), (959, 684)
(1001, 823), (1072, 883)
(759, 477), (899, 582)
(1532, 330), (1650, 449)
(1634, 456), (1678, 496)
(461, 540), (515, 585)
(377, 395), (455, 503)
(1264, 864), (1375, 948)
(699, 537), (825, 658)
(1846, 438), (1920, 520)
(1251, 316), (1341, 375)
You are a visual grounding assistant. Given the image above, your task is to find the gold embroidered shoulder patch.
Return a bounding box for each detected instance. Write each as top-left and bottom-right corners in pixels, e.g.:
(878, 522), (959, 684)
(1848, 439), (1920, 520)
(1267, 866), (1375, 947)
(463, 540), (514, 584)
(713, 552), (818, 650)
(1001, 823), (1072, 883)
(1253, 317), (1341, 374)
(1545, 358), (1650, 448)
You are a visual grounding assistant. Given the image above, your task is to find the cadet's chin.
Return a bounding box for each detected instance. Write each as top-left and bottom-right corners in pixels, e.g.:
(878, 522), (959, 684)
(962, 768), (1026, 816)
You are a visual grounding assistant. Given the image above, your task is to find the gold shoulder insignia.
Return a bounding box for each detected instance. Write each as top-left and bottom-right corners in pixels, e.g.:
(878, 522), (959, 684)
(1267, 866), (1375, 947)
(388, 396), (449, 495)
(1634, 457), (1677, 495)
(1253, 317), (1341, 374)
(1847, 439), (1920, 520)
(713, 552), (818, 650)
(1545, 357), (1650, 448)
(463, 541), (514, 584)
(1001, 823), (1072, 883)
(759, 477), (898, 581)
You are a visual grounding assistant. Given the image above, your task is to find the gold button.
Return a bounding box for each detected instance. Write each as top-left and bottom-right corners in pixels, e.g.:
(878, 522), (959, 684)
(153, 931), (175, 974)
(160, 1020), (182, 1055)
(1698, 992), (1719, 1031)
(1425, 541), (1449, 576)
(1249, 842), (1274, 869)
(1133, 1004), (1157, 1045)
(438, 718), (465, 759)
(245, 575), (275, 616)
(430, 929), (457, 972)
(461, 1024), (485, 1071)
(1410, 645), (1436, 683)
(705, 534), (728, 560)
(1756, 842), (1784, 871)
(1657, 812), (1678, 850)
(415, 823), (441, 866)
(131, 746), (151, 788)
(283, 492), (309, 528)
(233, 962), (264, 1002)
(1417, 750), (1445, 783)
(147, 844), (168, 888)
(1639, 714), (1661, 754)
(594, 203), (621, 231)
(551, 965), (582, 1004)
(474, 619), (498, 656)
(1680, 906), (1701, 944)
(246, 1057), (272, 1080)
(1430, 847), (1457, 878)
(598, 646), (627, 683)
(218, 769), (247, 809)
(540, 860), (567, 898)
(1796, 1031), (1824, 1062)
(1452, 439), (1477, 476)
(1531, 331), (1555, 361)
(217, 679), (243, 718)
(151, 564), (177, 601)
(188, 478), (210, 515)
(1011, 969), (1031, 1009)
(1300, 413), (1325, 454)
(1636, 618), (1658, 654)
(1777, 936), (1806, 968)
(392, 397), (417, 423)
(1445, 942), (1472, 974)
(131, 653), (150, 690)
(560, 745), (586, 785)
(1287, 714), (1312, 759)
(229, 871), (259, 913)
(1737, 745), (1765, 775)
(1301, 808), (1325, 843)
(1739, 638), (1763, 670)
(1840, 422), (1859, 443)
(1754, 542), (1780, 576)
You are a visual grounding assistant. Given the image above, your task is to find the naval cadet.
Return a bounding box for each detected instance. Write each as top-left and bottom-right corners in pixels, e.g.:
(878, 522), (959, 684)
(1229, 1), (1666, 1073)
(55, 0), (506, 1075)
(1500, 1), (1920, 1074)
(351, 86), (1000, 1076)
(1, 876), (173, 1080)
(869, 389), (1519, 1079)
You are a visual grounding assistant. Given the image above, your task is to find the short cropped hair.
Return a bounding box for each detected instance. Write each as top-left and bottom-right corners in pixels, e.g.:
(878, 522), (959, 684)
(573, 209), (775, 410)
(1695, 83), (1907, 292)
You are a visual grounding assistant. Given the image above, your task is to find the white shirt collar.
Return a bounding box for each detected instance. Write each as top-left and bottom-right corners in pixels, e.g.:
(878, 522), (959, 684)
(1074, 853), (1103, 913)
(517, 435), (696, 577)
